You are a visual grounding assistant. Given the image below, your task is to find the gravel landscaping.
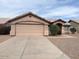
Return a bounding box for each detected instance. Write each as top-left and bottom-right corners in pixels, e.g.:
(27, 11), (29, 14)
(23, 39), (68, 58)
(0, 35), (11, 43)
(48, 34), (79, 59)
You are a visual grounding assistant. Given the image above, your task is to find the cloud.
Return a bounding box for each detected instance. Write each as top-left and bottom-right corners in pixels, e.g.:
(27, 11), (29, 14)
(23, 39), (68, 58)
(0, 0), (56, 8)
(0, 0), (58, 17)
(0, 0), (79, 20)
(41, 6), (79, 19)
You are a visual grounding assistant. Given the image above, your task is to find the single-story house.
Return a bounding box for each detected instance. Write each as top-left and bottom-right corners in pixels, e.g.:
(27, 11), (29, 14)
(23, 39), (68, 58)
(69, 20), (79, 33)
(6, 12), (50, 36)
(5, 12), (67, 36)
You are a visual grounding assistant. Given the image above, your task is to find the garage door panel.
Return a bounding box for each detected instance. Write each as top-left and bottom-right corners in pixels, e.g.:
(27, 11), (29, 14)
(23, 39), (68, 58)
(16, 25), (44, 35)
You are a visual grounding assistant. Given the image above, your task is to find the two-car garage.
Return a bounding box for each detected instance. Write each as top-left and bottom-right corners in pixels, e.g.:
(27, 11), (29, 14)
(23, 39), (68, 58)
(15, 24), (44, 36)
(7, 12), (49, 36)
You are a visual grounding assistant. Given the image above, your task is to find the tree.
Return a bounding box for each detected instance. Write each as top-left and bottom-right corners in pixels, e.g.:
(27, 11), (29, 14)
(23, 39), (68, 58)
(70, 27), (76, 34)
(0, 25), (11, 35)
(49, 24), (60, 36)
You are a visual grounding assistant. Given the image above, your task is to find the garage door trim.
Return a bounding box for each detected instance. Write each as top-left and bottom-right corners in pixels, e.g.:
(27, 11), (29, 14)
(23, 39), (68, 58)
(15, 24), (45, 36)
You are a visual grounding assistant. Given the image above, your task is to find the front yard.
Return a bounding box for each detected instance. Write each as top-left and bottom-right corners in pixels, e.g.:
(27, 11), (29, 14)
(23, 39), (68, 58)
(48, 34), (79, 59)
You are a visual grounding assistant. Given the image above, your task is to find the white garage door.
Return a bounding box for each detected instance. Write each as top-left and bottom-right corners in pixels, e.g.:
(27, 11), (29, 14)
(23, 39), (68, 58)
(16, 25), (44, 36)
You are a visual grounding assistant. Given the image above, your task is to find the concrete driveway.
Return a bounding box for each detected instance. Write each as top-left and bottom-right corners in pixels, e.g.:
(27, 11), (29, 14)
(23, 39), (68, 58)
(0, 36), (70, 59)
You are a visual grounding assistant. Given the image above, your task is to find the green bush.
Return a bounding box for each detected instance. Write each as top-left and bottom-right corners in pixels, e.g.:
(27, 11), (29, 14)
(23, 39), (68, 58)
(70, 27), (76, 34)
(49, 24), (60, 36)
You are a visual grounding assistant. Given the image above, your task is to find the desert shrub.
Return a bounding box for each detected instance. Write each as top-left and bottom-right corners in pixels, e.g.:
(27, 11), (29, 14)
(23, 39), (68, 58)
(49, 24), (60, 36)
(70, 27), (76, 34)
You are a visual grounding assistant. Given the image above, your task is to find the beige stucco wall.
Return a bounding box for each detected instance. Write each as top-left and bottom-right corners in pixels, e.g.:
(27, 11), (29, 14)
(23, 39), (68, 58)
(10, 25), (16, 36)
(62, 26), (66, 34)
(43, 25), (49, 36)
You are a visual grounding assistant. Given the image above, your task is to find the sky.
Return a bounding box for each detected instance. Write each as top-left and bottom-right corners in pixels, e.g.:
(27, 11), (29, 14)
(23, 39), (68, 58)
(0, 0), (79, 21)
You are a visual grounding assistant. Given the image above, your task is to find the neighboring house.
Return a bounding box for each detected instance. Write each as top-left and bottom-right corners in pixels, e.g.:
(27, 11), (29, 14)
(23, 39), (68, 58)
(69, 20), (79, 33)
(6, 12), (50, 36)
